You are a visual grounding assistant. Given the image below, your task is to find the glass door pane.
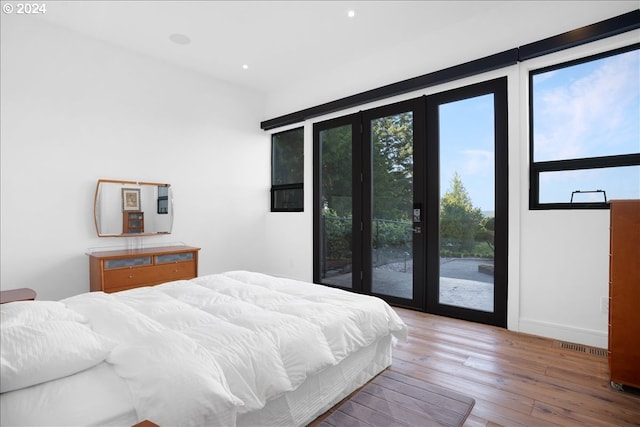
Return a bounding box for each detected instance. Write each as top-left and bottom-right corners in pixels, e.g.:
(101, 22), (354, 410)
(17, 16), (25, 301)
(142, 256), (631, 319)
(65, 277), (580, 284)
(370, 112), (415, 299)
(438, 94), (495, 312)
(317, 124), (354, 288)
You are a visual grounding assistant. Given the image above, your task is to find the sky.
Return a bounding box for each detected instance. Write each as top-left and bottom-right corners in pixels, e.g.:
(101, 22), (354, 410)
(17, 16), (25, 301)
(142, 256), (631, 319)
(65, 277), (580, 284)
(440, 94), (495, 212)
(438, 48), (639, 210)
(532, 49), (639, 204)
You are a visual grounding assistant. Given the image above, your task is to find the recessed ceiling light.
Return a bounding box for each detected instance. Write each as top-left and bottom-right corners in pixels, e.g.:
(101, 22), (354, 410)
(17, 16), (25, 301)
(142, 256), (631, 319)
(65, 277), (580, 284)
(347, 10), (355, 18)
(242, 64), (249, 70)
(169, 33), (191, 45)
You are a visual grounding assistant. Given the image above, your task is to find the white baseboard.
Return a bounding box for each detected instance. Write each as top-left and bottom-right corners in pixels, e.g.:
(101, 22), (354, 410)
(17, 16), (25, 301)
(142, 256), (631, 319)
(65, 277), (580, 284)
(518, 317), (608, 349)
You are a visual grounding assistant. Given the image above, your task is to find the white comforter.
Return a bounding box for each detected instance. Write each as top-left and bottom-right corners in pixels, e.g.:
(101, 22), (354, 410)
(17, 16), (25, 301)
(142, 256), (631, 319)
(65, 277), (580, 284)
(2, 271), (407, 426)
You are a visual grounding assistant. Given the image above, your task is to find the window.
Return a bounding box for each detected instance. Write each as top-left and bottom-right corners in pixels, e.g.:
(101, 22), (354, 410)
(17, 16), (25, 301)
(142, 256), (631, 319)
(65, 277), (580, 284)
(529, 44), (640, 209)
(271, 127), (304, 211)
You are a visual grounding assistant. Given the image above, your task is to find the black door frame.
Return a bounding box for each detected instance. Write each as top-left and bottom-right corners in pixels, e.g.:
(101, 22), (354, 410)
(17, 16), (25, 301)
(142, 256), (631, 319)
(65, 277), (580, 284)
(313, 77), (508, 327)
(361, 98), (426, 309)
(313, 113), (363, 293)
(425, 77), (508, 327)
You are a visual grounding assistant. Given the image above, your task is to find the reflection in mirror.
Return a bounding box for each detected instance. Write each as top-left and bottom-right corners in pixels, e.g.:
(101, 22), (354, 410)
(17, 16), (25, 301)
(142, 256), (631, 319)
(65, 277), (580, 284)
(157, 185), (169, 214)
(94, 179), (173, 237)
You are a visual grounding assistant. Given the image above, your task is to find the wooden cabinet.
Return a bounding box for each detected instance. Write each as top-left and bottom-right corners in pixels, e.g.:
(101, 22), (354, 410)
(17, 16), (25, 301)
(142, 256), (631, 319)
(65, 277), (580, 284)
(88, 246), (200, 293)
(608, 200), (640, 390)
(123, 211), (144, 234)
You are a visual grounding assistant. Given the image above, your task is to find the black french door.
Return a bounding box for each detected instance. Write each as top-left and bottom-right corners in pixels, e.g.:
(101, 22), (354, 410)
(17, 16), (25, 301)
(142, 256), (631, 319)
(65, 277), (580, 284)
(425, 78), (508, 327)
(313, 98), (425, 309)
(314, 77), (507, 327)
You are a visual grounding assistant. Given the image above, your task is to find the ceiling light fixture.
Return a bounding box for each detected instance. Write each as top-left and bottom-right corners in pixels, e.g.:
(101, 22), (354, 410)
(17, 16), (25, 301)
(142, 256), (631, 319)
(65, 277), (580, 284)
(169, 33), (191, 45)
(347, 10), (355, 18)
(242, 64), (249, 70)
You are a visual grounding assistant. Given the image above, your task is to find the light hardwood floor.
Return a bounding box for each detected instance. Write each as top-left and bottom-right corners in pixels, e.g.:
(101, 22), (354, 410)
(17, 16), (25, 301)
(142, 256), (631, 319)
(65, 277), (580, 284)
(315, 308), (640, 427)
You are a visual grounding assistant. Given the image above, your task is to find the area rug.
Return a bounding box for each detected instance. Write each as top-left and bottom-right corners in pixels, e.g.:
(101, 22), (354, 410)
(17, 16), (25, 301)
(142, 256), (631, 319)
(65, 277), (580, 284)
(316, 369), (475, 427)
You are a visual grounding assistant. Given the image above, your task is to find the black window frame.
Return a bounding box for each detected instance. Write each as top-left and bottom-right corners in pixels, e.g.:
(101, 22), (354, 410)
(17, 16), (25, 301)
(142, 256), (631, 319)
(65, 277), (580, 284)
(271, 126), (304, 212)
(529, 43), (640, 210)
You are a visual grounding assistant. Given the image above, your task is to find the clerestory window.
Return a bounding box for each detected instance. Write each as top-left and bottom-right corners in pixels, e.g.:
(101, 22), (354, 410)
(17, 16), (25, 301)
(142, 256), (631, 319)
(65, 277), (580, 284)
(271, 127), (304, 212)
(529, 44), (640, 209)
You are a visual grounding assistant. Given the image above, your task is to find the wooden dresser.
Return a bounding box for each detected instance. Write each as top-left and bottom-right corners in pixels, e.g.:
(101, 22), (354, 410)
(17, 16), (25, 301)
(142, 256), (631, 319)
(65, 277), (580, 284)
(608, 200), (640, 390)
(88, 245), (200, 293)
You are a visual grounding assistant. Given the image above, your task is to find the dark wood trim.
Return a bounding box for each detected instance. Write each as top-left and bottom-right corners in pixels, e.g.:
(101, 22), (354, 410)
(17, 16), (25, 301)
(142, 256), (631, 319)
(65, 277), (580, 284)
(261, 49), (517, 131)
(261, 11), (639, 131)
(519, 10), (640, 61)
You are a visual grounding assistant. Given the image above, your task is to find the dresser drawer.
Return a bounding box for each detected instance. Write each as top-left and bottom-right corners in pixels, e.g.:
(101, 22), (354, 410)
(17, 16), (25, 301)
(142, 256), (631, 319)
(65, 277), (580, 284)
(102, 261), (197, 292)
(105, 257), (152, 269)
(156, 252), (194, 264)
(152, 261), (197, 282)
(103, 265), (159, 291)
(89, 246), (200, 293)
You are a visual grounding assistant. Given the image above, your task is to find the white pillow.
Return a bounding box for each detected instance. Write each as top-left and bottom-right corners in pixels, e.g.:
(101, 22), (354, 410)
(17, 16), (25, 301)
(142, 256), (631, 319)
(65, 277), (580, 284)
(0, 301), (86, 328)
(1, 320), (116, 393)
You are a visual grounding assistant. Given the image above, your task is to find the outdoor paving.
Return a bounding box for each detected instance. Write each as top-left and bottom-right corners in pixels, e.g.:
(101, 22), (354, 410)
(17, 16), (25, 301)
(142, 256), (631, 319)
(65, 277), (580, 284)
(324, 258), (494, 312)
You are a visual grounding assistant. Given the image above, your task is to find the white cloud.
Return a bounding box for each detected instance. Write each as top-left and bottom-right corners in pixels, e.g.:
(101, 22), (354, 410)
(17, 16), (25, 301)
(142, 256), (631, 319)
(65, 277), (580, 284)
(534, 51), (639, 161)
(461, 149), (493, 174)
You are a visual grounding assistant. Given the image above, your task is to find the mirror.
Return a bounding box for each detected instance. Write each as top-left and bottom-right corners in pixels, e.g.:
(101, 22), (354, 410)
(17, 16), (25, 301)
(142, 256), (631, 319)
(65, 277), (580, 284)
(94, 179), (173, 237)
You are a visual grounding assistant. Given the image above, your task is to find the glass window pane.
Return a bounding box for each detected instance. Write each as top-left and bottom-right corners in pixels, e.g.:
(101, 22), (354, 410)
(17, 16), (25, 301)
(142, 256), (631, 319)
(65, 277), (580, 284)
(532, 49), (639, 162)
(371, 112), (414, 299)
(272, 187), (303, 211)
(272, 127), (304, 185)
(319, 125), (353, 287)
(539, 166), (640, 204)
(439, 94), (495, 313)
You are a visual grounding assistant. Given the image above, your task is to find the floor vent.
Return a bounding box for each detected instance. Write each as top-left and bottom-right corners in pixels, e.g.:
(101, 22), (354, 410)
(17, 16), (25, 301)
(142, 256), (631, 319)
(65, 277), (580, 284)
(589, 347), (609, 357)
(556, 341), (608, 357)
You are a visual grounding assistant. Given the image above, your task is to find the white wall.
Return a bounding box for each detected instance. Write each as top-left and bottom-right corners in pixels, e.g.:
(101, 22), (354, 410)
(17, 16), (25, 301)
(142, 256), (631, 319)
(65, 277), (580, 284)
(1, 6), (636, 349)
(0, 18), (271, 300)
(260, 28), (638, 349)
(512, 33), (638, 348)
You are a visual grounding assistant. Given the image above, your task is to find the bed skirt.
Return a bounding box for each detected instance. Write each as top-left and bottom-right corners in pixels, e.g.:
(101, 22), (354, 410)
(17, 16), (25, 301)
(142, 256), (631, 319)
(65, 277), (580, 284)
(238, 334), (392, 426)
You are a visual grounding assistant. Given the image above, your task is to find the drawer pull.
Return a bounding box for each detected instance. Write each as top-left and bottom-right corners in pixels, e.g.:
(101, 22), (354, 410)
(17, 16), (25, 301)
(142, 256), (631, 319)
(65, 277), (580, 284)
(129, 275), (134, 279)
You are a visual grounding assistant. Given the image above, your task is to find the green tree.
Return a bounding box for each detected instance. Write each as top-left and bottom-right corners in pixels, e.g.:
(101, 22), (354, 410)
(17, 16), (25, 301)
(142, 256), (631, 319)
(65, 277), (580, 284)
(440, 172), (484, 253)
(321, 114), (415, 262)
(475, 216), (495, 253)
(320, 124), (353, 216)
(272, 128), (304, 185)
(371, 113), (413, 221)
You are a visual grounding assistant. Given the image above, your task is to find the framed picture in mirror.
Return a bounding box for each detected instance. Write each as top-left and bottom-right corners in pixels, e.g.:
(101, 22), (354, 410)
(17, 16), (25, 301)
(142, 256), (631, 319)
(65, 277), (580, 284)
(122, 188), (141, 211)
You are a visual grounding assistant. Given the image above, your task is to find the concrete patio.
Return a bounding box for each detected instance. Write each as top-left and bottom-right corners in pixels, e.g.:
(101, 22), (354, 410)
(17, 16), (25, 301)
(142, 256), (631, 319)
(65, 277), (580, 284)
(324, 258), (494, 312)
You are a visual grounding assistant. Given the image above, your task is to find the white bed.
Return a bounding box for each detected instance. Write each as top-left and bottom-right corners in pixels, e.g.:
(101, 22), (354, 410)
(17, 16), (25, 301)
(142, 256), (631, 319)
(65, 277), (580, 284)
(1, 271), (407, 426)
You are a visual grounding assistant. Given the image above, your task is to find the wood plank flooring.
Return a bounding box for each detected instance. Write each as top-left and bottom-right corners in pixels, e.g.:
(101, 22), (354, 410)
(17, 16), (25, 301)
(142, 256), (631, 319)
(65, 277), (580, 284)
(311, 308), (640, 427)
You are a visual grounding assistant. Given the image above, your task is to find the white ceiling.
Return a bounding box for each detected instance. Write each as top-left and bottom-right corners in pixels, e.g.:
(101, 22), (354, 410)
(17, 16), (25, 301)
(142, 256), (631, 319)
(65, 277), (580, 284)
(34, 1), (639, 98)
